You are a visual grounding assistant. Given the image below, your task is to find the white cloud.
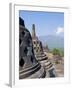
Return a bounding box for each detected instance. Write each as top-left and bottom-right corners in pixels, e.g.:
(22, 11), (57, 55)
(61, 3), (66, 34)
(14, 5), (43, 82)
(56, 27), (64, 35)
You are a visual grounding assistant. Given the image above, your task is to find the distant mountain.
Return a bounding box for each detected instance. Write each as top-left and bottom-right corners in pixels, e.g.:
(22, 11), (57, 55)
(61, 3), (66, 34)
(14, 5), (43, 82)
(39, 35), (64, 50)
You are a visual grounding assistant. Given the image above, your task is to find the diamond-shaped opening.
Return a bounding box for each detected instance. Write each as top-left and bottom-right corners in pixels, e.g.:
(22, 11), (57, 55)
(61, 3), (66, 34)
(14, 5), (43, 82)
(22, 31), (25, 36)
(19, 58), (25, 67)
(31, 56), (33, 63)
(24, 47), (28, 55)
(19, 38), (22, 45)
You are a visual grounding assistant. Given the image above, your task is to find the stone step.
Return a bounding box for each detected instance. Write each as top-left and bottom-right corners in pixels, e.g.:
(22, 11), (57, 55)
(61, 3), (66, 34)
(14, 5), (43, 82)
(27, 66), (46, 78)
(45, 63), (53, 70)
(36, 53), (46, 57)
(36, 56), (55, 71)
(36, 56), (48, 61)
(19, 64), (44, 79)
(39, 60), (54, 69)
(39, 59), (48, 63)
(20, 62), (39, 74)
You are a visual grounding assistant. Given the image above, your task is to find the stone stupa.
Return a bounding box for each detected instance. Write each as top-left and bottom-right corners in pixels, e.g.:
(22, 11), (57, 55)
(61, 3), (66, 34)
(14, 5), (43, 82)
(32, 24), (56, 77)
(19, 17), (46, 79)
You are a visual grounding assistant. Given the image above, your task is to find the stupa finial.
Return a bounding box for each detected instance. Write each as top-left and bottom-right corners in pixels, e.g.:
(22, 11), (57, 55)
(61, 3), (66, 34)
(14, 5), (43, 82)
(32, 24), (36, 38)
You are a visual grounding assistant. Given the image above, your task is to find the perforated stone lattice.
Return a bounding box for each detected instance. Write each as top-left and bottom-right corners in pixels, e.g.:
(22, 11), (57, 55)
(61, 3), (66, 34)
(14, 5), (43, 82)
(32, 24), (56, 77)
(19, 17), (45, 79)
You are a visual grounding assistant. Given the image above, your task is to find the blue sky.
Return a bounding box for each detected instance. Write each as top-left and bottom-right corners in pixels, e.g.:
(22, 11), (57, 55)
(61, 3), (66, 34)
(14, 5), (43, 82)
(19, 10), (64, 37)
